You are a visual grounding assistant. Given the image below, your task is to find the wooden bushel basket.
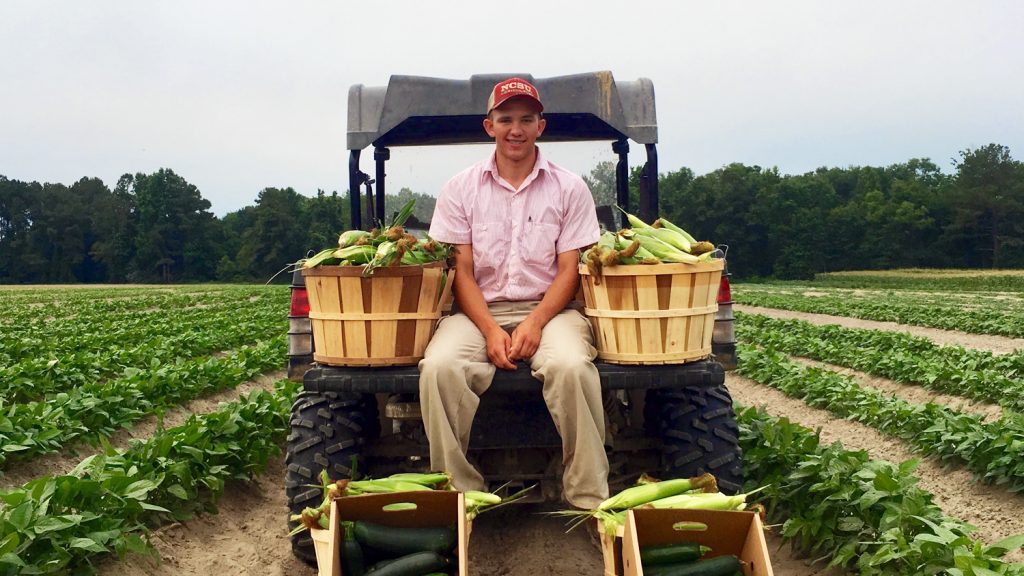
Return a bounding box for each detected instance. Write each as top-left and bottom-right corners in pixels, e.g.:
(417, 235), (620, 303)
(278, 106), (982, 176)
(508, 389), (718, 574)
(579, 260), (724, 365)
(302, 262), (454, 367)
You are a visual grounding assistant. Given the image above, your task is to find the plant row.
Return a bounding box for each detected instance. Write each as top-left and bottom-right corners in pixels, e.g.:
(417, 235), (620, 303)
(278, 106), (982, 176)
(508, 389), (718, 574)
(801, 271), (1024, 293)
(736, 311), (1024, 411)
(0, 287), (217, 321)
(737, 404), (1024, 575)
(0, 300), (285, 403)
(0, 289), (280, 356)
(0, 294), (279, 366)
(0, 285), (227, 307)
(734, 286), (1024, 337)
(739, 282), (1024, 310)
(737, 345), (1024, 492)
(0, 379), (300, 575)
(0, 284), (242, 305)
(0, 335), (286, 470)
(0, 286), (278, 338)
(738, 282), (1024, 318)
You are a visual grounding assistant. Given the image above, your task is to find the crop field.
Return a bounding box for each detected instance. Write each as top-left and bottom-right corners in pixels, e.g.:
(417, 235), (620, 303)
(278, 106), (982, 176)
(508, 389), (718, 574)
(0, 284), (302, 575)
(731, 272), (1024, 575)
(3, 275), (1024, 575)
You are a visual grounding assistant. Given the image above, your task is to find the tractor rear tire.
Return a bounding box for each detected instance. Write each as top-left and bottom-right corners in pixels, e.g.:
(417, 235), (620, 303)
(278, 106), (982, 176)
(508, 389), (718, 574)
(652, 383), (744, 494)
(285, 390), (378, 565)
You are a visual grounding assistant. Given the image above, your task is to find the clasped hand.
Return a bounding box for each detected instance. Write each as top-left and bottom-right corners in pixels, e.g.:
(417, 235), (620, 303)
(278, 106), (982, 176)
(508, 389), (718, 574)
(485, 318), (542, 370)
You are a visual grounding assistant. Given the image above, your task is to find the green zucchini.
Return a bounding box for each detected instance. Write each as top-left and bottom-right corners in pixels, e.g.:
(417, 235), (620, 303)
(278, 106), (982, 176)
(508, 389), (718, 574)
(640, 541), (711, 566)
(363, 557), (397, 574)
(363, 551), (449, 576)
(354, 521), (457, 556)
(643, 554), (742, 576)
(341, 532), (365, 576)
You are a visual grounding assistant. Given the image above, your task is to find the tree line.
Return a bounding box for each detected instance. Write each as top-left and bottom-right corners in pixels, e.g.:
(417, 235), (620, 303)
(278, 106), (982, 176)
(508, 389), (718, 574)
(1, 143), (1020, 283)
(645, 143), (1024, 279)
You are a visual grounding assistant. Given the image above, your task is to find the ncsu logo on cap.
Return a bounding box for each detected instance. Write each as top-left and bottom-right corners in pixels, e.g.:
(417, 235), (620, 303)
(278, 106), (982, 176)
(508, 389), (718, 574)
(487, 77), (543, 114)
(500, 81), (535, 96)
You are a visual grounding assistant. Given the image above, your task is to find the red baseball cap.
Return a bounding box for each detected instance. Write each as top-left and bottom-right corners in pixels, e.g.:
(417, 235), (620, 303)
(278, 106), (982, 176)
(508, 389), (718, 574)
(486, 77), (543, 114)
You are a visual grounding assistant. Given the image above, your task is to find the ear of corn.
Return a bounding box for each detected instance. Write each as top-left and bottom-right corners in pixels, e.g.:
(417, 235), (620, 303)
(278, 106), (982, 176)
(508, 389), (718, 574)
(581, 474), (752, 536)
(386, 472), (452, 487)
(599, 249), (621, 267)
(401, 246), (434, 265)
(643, 491), (748, 511)
(617, 207), (651, 229)
(300, 198), (455, 275)
(290, 470), (505, 537)
(654, 217), (697, 244)
(619, 239), (640, 260)
(598, 474), (717, 511)
(634, 227), (692, 253)
(363, 241), (400, 276)
(585, 227), (712, 268)
(631, 243), (660, 263)
(338, 229), (372, 248)
(689, 241), (716, 256)
(381, 502), (419, 511)
(347, 479), (434, 494)
(580, 244), (606, 283)
(464, 490), (502, 505)
(302, 248), (340, 269)
(334, 245), (376, 264)
(384, 225), (406, 242)
(630, 234), (700, 264)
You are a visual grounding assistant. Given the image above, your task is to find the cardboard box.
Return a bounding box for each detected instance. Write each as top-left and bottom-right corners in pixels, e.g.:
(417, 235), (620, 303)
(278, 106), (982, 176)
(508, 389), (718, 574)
(597, 521), (625, 576)
(313, 490), (470, 576)
(621, 508), (774, 576)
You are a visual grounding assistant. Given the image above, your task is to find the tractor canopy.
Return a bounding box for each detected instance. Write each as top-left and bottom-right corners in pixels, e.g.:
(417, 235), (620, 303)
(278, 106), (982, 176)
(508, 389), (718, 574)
(346, 71), (662, 229)
(347, 71), (657, 150)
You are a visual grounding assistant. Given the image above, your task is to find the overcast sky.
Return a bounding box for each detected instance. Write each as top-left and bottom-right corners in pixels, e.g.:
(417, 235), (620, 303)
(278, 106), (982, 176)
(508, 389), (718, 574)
(2, 1), (1022, 216)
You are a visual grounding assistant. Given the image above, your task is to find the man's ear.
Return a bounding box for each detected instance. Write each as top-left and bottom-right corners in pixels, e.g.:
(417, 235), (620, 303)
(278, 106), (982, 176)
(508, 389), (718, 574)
(483, 117), (496, 138)
(536, 116), (546, 137)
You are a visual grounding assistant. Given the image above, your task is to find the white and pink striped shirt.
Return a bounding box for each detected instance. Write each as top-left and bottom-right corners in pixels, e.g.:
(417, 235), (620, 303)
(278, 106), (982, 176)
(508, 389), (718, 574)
(429, 149), (599, 303)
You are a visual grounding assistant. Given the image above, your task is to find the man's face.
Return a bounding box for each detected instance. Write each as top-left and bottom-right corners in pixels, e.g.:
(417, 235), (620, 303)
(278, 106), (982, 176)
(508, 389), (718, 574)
(483, 98), (546, 163)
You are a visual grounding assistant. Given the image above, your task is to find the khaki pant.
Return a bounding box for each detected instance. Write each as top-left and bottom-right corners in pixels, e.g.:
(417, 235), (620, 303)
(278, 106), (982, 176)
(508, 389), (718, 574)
(418, 301), (609, 509)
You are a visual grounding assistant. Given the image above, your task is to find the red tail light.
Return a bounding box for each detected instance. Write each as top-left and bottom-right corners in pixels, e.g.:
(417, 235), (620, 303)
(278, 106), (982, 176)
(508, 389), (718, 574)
(290, 287), (310, 317)
(717, 275), (732, 303)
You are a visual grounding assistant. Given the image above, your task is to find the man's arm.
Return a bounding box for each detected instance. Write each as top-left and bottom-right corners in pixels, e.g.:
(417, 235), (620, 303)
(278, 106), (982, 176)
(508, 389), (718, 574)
(508, 249), (580, 361)
(451, 244), (517, 370)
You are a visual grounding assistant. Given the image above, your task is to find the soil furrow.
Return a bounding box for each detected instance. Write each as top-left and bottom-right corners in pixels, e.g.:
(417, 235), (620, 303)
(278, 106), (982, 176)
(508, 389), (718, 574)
(734, 304), (1024, 355)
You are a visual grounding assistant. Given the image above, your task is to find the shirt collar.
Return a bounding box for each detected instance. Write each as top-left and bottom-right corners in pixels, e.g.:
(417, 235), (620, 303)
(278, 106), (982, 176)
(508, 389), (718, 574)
(483, 147), (549, 189)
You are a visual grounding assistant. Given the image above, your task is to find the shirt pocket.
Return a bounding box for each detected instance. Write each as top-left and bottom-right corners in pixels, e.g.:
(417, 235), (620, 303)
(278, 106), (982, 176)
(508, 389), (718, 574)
(522, 222), (560, 266)
(472, 222), (508, 270)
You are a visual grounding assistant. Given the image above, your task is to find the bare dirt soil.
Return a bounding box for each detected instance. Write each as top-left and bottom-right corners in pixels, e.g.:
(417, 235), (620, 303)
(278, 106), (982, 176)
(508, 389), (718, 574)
(89, 307), (1024, 574)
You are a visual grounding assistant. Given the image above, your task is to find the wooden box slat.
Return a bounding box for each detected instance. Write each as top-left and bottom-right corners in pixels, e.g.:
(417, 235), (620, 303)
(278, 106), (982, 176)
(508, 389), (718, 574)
(304, 262), (450, 367)
(579, 260), (723, 365)
(339, 276), (368, 359)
